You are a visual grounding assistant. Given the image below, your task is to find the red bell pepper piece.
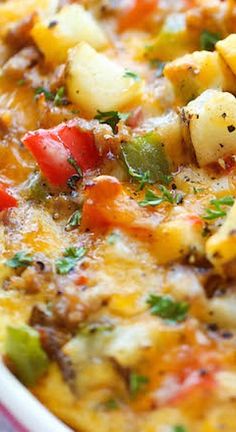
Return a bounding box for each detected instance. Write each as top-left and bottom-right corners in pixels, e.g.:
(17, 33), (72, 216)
(22, 120), (100, 186)
(0, 184), (17, 211)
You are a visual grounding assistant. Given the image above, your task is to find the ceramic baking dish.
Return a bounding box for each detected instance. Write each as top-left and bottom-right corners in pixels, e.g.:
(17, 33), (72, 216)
(0, 362), (72, 432)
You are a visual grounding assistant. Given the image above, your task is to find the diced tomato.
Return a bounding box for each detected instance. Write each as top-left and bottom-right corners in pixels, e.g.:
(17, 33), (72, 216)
(118, 0), (157, 31)
(0, 184), (17, 211)
(22, 120), (100, 186)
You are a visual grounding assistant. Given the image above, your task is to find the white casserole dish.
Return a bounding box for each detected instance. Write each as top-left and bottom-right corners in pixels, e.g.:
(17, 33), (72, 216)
(0, 362), (72, 432)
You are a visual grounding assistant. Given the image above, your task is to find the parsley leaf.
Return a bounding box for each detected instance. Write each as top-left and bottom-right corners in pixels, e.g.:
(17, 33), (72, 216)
(67, 157), (83, 178)
(123, 70), (140, 81)
(147, 294), (189, 323)
(202, 196), (234, 220)
(139, 189), (165, 207)
(139, 186), (183, 207)
(65, 210), (82, 231)
(54, 86), (67, 106)
(200, 30), (221, 51)
(6, 251), (33, 269)
(173, 427), (187, 432)
(129, 373), (149, 397)
(35, 87), (54, 101)
(35, 86), (69, 106)
(128, 167), (152, 191)
(95, 110), (129, 133)
(56, 246), (86, 275)
(104, 398), (119, 410)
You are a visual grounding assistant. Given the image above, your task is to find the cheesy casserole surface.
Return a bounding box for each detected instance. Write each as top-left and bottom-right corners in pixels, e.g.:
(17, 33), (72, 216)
(2, 1), (236, 431)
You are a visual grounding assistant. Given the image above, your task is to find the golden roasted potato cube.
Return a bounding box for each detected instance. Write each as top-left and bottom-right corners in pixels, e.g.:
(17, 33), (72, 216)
(164, 51), (236, 105)
(66, 42), (142, 117)
(153, 212), (204, 264)
(216, 34), (236, 76)
(31, 4), (108, 64)
(0, 0), (58, 38)
(206, 200), (236, 267)
(182, 89), (236, 167)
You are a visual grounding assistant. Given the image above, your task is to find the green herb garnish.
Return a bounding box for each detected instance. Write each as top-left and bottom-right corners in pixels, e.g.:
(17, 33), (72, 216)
(128, 168), (152, 191)
(6, 251), (33, 269)
(54, 86), (66, 106)
(200, 30), (221, 51)
(202, 196), (234, 220)
(67, 157), (83, 178)
(129, 373), (149, 397)
(80, 321), (114, 335)
(35, 86), (68, 106)
(56, 246), (86, 275)
(139, 186), (183, 207)
(104, 398), (119, 410)
(35, 87), (54, 101)
(173, 426), (187, 432)
(95, 110), (130, 133)
(147, 294), (189, 323)
(65, 210), (82, 231)
(123, 70), (140, 81)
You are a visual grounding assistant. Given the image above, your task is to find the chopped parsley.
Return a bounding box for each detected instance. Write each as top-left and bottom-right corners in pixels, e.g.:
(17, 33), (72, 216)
(35, 86), (69, 106)
(103, 398), (119, 410)
(35, 87), (54, 101)
(200, 30), (221, 51)
(202, 196), (234, 220)
(54, 86), (67, 106)
(6, 251), (33, 269)
(128, 167), (152, 191)
(139, 185), (183, 207)
(123, 70), (140, 81)
(80, 321), (114, 335)
(17, 79), (26, 86)
(65, 210), (82, 231)
(173, 427), (187, 432)
(129, 373), (149, 397)
(147, 294), (189, 323)
(56, 246), (86, 275)
(95, 110), (130, 133)
(67, 157), (83, 178)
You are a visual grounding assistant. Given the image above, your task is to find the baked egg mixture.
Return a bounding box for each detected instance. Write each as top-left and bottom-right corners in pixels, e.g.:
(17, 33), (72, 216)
(2, 0), (236, 431)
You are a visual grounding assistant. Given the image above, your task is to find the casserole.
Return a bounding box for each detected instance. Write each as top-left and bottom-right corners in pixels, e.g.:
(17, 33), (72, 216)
(1, 1), (236, 432)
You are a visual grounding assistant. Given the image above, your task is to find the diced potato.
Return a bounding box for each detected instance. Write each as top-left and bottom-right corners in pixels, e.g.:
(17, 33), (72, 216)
(216, 372), (236, 399)
(164, 51), (236, 105)
(66, 42), (142, 117)
(208, 295), (236, 328)
(153, 211), (205, 264)
(0, 0), (58, 38)
(206, 201), (236, 267)
(31, 4), (108, 65)
(182, 89), (236, 166)
(216, 34), (236, 76)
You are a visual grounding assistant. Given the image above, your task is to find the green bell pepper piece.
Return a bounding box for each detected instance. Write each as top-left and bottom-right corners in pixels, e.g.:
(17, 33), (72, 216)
(121, 132), (172, 185)
(5, 325), (49, 387)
